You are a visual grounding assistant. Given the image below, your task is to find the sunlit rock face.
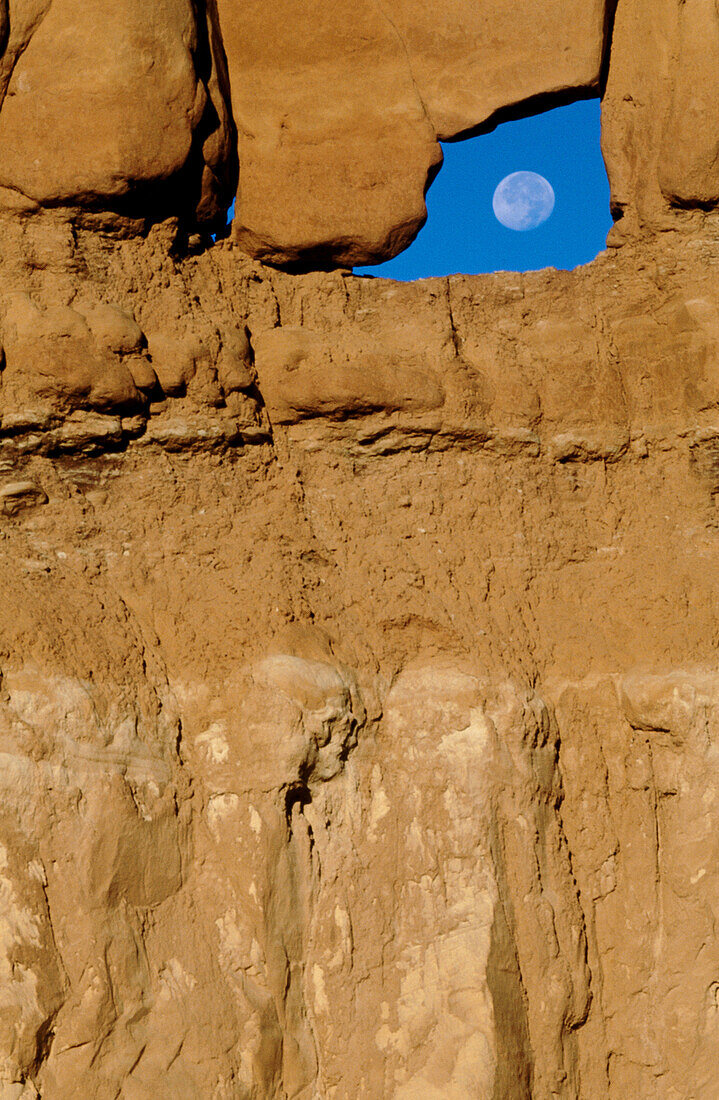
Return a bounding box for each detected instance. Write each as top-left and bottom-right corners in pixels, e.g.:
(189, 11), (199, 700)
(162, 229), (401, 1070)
(0, 0), (609, 262)
(214, 0), (607, 267)
(658, 0), (719, 207)
(2, 0), (718, 264)
(602, 0), (719, 235)
(0, 0), (235, 228)
(1, 224), (719, 1098)
(0, 0), (719, 1097)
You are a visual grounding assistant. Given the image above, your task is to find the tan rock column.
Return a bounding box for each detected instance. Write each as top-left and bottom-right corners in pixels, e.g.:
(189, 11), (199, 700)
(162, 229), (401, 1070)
(603, 0), (719, 235)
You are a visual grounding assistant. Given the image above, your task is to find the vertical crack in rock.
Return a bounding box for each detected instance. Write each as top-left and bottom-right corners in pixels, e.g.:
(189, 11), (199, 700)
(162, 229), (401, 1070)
(185, 0), (239, 233)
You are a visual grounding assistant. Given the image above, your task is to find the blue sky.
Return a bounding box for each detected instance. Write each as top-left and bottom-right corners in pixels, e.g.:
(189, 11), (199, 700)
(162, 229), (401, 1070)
(355, 98), (612, 280)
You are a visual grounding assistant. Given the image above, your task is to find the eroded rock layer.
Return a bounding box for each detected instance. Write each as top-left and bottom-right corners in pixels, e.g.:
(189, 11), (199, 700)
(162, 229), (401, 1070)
(0, 215), (718, 1096)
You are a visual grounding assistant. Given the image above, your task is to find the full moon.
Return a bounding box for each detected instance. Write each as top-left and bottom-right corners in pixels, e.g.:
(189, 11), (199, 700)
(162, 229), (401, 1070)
(492, 172), (555, 231)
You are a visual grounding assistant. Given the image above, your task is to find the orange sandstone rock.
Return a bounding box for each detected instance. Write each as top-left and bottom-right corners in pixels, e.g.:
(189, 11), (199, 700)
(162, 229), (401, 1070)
(0, 0), (234, 227)
(0, 3), (718, 1097)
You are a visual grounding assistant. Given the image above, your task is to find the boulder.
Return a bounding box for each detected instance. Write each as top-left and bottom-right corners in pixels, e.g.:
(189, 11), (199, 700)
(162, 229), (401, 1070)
(0, 0), (234, 226)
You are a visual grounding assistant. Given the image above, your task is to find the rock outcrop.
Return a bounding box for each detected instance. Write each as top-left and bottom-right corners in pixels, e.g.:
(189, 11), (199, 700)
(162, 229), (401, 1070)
(1, 0), (718, 265)
(0, 0), (719, 1097)
(216, 0), (608, 266)
(0, 0), (235, 229)
(0, 218), (718, 1096)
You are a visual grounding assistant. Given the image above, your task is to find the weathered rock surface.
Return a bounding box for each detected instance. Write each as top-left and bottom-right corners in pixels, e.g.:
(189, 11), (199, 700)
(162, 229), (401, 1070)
(602, 0), (719, 237)
(0, 213), (718, 1095)
(215, 0), (442, 268)
(658, 0), (719, 207)
(0, 0), (234, 228)
(0, 1), (718, 1096)
(1, 0), (717, 264)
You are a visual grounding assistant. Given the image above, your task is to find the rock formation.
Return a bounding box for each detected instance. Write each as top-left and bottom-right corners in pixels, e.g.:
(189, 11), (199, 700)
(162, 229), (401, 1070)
(0, 1), (719, 1097)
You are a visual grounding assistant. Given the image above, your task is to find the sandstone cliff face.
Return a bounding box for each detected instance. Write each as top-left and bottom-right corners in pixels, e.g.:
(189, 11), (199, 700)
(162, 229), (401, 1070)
(1, 224), (719, 1096)
(1, 1), (719, 1098)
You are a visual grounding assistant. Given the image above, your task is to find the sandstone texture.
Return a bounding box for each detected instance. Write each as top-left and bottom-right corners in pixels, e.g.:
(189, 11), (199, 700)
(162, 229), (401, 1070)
(0, 0), (234, 229)
(1, 0), (719, 1098)
(0, 220), (719, 1096)
(1, 0), (718, 264)
(216, 0), (606, 266)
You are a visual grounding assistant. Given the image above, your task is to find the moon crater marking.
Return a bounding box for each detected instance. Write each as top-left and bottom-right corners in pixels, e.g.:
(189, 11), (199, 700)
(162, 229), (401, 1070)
(492, 171), (555, 231)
